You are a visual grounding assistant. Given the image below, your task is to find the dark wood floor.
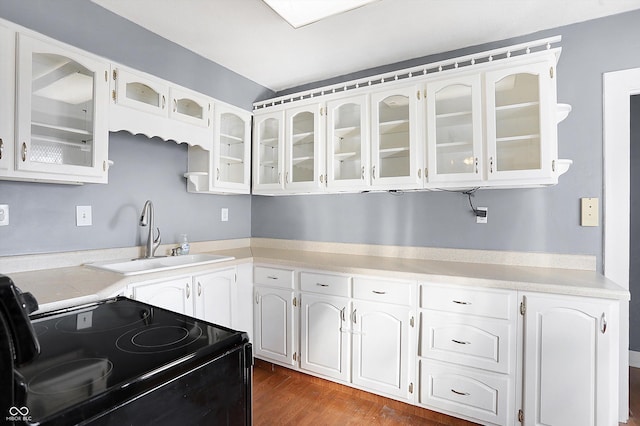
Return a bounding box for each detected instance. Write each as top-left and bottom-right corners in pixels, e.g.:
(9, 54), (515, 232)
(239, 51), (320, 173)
(254, 361), (640, 425)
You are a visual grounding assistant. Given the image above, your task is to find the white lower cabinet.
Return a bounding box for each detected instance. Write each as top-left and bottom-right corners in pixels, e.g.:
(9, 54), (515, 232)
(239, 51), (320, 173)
(418, 283), (517, 425)
(300, 293), (350, 382)
(130, 275), (194, 316)
(128, 266), (243, 334)
(521, 292), (619, 426)
(352, 299), (414, 400)
(254, 285), (296, 366)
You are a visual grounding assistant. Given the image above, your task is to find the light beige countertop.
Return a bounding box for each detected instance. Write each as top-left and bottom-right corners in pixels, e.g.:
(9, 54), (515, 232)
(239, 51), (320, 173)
(2, 239), (629, 313)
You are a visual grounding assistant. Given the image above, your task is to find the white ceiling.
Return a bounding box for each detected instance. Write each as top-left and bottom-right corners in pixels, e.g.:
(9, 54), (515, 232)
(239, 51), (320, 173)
(92, 0), (640, 92)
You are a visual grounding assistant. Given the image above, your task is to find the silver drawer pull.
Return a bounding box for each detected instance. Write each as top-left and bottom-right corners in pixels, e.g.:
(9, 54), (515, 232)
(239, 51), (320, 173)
(267, 276), (278, 280)
(451, 389), (470, 396)
(316, 283), (329, 287)
(451, 339), (470, 345)
(372, 290), (386, 295)
(452, 300), (471, 305)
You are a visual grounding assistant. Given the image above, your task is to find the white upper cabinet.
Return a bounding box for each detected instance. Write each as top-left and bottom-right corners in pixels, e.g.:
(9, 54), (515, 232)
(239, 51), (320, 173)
(285, 103), (324, 193)
(253, 110), (285, 194)
(110, 66), (213, 150)
(15, 34), (109, 183)
(326, 94), (370, 191)
(485, 59), (556, 183)
(370, 85), (423, 190)
(0, 24), (14, 175)
(425, 74), (483, 186)
(212, 103), (251, 192)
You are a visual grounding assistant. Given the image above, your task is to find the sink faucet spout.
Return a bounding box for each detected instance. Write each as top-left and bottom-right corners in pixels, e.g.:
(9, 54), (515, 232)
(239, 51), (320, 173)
(140, 200), (161, 258)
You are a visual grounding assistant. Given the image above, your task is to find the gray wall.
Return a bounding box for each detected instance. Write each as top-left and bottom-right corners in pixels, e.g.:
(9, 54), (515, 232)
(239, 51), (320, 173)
(630, 95), (640, 350)
(0, 0), (272, 256)
(253, 9), (640, 269)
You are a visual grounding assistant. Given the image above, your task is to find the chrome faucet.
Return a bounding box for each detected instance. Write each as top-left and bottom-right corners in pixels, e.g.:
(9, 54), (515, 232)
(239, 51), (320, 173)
(139, 200), (161, 258)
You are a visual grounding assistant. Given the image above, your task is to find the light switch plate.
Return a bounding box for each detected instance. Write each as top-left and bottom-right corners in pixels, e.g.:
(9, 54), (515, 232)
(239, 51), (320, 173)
(221, 208), (228, 222)
(76, 205), (92, 227)
(0, 204), (8, 226)
(581, 198), (599, 227)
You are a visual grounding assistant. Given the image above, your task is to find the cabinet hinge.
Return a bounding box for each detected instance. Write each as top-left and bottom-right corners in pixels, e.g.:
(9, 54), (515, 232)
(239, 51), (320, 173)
(549, 67), (554, 79)
(416, 90), (421, 100)
(112, 69), (117, 80)
(552, 159), (556, 172)
(409, 382), (414, 394)
(112, 90), (116, 102)
(518, 409), (524, 423)
(410, 316), (415, 327)
(293, 297), (298, 307)
(520, 300), (526, 316)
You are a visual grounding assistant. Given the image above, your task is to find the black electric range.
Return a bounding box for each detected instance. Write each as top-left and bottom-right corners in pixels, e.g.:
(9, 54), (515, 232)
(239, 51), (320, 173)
(1, 276), (251, 426)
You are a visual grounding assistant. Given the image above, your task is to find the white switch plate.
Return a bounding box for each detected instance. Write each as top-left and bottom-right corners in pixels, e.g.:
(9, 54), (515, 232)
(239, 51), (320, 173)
(581, 197), (599, 227)
(0, 204), (8, 226)
(221, 208), (229, 222)
(76, 205), (92, 227)
(476, 207), (488, 224)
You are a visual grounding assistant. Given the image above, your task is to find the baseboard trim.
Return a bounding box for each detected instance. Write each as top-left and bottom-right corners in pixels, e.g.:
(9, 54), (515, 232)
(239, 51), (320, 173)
(630, 350), (640, 368)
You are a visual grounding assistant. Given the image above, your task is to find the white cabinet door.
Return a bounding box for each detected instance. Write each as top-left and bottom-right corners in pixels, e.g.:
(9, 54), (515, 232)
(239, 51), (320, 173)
(169, 86), (211, 128)
(352, 299), (413, 400)
(326, 94), (370, 191)
(193, 268), (236, 328)
(211, 103), (251, 193)
(234, 262), (254, 342)
(300, 293), (350, 382)
(285, 103), (324, 192)
(425, 74), (483, 186)
(485, 59), (556, 183)
(131, 276), (194, 317)
(112, 67), (169, 117)
(16, 34), (109, 183)
(253, 110), (285, 194)
(370, 85), (423, 190)
(0, 24), (14, 175)
(254, 286), (296, 366)
(522, 293), (619, 426)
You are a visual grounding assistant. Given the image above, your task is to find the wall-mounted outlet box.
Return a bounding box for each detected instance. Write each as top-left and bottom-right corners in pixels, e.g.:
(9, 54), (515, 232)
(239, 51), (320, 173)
(221, 208), (229, 222)
(476, 207), (488, 224)
(76, 206), (92, 227)
(0, 204), (8, 226)
(581, 198), (599, 227)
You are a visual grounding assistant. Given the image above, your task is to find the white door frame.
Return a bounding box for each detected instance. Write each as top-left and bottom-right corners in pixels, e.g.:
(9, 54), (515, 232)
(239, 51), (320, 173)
(603, 68), (640, 422)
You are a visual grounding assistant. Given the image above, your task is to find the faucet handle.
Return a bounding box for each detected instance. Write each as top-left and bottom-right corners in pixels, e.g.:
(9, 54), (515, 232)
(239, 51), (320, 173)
(152, 227), (161, 256)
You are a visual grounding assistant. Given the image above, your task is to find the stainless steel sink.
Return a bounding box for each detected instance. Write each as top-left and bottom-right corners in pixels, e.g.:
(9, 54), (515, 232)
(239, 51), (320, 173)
(85, 254), (235, 276)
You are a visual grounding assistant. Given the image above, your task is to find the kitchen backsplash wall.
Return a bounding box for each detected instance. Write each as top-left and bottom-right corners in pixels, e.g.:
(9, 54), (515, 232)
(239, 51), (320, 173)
(253, 9), (640, 270)
(0, 0), (268, 256)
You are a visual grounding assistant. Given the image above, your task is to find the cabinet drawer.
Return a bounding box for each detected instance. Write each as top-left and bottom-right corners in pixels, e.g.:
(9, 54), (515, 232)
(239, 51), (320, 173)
(419, 311), (514, 374)
(353, 277), (413, 305)
(420, 283), (515, 320)
(419, 359), (510, 426)
(254, 266), (294, 289)
(300, 272), (350, 297)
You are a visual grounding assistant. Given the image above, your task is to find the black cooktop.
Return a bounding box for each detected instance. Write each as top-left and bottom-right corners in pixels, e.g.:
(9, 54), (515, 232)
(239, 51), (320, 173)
(15, 297), (247, 424)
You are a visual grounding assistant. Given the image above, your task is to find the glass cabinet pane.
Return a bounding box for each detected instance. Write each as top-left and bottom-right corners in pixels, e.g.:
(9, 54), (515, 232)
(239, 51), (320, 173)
(175, 98), (203, 120)
(126, 82), (160, 107)
(434, 84), (474, 175)
(258, 117), (280, 185)
(219, 112), (245, 184)
(377, 94), (410, 178)
(331, 102), (363, 182)
(493, 73), (541, 172)
(30, 52), (95, 168)
(290, 111), (315, 183)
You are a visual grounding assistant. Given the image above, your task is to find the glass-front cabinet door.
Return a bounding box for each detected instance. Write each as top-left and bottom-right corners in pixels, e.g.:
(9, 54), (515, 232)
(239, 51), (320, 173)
(326, 94), (369, 190)
(253, 110), (285, 193)
(16, 34), (109, 182)
(285, 104), (323, 192)
(169, 87), (211, 128)
(113, 67), (168, 116)
(371, 85), (422, 190)
(212, 103), (251, 192)
(426, 74), (483, 185)
(0, 25), (14, 175)
(485, 59), (556, 181)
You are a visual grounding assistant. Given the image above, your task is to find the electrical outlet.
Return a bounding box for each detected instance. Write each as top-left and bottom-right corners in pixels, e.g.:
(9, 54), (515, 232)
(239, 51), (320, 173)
(221, 208), (229, 222)
(76, 205), (92, 227)
(476, 207), (488, 224)
(0, 204), (8, 226)
(581, 198), (599, 227)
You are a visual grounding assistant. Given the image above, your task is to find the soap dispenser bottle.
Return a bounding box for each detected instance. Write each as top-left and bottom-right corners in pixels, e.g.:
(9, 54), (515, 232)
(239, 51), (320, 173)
(180, 234), (190, 255)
